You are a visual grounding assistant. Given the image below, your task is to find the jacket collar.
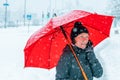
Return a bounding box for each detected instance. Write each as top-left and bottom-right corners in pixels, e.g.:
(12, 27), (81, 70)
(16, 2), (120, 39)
(72, 45), (86, 54)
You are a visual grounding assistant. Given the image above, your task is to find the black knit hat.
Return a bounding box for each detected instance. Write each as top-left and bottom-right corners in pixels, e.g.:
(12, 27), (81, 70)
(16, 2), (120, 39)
(70, 22), (89, 44)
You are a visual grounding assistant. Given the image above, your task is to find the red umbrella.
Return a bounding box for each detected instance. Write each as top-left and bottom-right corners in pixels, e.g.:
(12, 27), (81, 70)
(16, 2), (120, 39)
(24, 10), (114, 70)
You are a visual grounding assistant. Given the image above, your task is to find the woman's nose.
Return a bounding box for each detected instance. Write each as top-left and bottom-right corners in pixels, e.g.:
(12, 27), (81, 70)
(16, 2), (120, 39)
(82, 37), (88, 41)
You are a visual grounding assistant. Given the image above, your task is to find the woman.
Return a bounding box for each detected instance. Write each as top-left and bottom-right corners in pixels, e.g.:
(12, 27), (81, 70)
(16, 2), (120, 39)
(55, 22), (103, 80)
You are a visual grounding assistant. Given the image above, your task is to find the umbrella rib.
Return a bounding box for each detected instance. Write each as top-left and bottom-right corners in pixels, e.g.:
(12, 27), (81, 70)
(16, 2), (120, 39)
(25, 28), (62, 50)
(48, 34), (53, 69)
(25, 41), (40, 67)
(47, 31), (59, 69)
(84, 24), (110, 36)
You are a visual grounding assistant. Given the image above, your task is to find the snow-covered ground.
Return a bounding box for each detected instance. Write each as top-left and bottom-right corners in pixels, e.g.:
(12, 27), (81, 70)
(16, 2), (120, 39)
(0, 26), (120, 80)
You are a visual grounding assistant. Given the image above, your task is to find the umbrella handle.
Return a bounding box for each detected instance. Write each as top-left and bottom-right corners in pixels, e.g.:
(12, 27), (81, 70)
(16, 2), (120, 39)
(60, 26), (88, 80)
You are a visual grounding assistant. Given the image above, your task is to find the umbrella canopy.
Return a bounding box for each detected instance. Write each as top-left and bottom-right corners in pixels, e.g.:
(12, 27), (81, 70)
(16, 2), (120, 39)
(24, 10), (114, 69)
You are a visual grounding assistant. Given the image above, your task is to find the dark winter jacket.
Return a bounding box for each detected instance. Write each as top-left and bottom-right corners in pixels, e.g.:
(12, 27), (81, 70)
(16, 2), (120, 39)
(55, 44), (103, 80)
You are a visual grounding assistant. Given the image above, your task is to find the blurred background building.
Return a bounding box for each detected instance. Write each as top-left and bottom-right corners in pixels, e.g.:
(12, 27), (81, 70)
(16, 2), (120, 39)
(0, 0), (120, 28)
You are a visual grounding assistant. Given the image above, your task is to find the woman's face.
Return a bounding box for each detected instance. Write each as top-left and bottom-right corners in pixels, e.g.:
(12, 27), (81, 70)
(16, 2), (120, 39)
(74, 33), (89, 49)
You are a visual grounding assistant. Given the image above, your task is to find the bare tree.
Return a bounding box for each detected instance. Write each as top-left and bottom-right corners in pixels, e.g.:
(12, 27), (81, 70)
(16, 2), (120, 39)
(108, 0), (120, 28)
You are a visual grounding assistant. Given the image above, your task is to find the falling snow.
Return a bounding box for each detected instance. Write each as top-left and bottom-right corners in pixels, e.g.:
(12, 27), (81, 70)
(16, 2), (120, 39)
(0, 25), (120, 80)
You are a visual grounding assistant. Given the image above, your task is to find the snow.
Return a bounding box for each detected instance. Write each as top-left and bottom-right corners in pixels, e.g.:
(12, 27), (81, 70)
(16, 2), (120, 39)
(0, 26), (120, 80)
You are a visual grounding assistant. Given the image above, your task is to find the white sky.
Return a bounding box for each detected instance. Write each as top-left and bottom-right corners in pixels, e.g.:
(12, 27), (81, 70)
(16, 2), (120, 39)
(0, 0), (109, 14)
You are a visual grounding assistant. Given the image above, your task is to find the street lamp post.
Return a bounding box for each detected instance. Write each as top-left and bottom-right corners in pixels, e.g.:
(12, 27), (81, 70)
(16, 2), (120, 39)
(26, 14), (32, 33)
(3, 0), (9, 28)
(24, 0), (27, 26)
